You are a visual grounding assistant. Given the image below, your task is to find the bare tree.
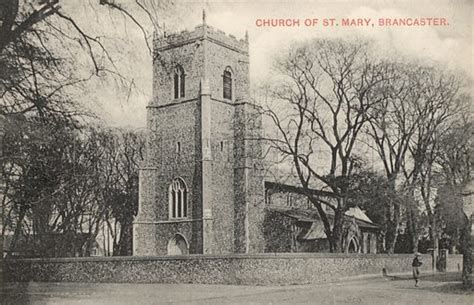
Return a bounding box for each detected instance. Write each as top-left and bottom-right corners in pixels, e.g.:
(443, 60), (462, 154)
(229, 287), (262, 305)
(365, 60), (469, 254)
(364, 62), (424, 252)
(0, 1), (168, 255)
(435, 112), (472, 187)
(406, 69), (467, 264)
(0, 0), (172, 119)
(1, 116), (99, 257)
(1, 116), (144, 257)
(434, 116), (472, 255)
(97, 128), (144, 256)
(260, 38), (390, 252)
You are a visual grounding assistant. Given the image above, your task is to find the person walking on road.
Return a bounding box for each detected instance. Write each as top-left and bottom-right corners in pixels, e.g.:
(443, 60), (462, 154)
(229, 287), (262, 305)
(412, 253), (423, 287)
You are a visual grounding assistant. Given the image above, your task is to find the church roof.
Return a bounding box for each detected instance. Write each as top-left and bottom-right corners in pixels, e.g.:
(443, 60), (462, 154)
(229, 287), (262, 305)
(264, 181), (338, 198)
(267, 205), (378, 225)
(345, 207), (374, 224)
(267, 206), (322, 222)
(298, 221), (326, 240)
(266, 205), (379, 241)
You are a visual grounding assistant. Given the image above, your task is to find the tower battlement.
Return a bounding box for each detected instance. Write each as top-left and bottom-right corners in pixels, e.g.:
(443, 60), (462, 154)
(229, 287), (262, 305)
(154, 24), (248, 54)
(135, 16), (263, 257)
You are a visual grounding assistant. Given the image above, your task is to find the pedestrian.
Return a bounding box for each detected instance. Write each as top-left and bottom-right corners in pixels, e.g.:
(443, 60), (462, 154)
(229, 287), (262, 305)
(412, 252), (422, 287)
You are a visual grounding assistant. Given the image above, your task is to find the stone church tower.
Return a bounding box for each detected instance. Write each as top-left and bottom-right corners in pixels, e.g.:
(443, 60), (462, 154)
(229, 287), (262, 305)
(133, 15), (265, 255)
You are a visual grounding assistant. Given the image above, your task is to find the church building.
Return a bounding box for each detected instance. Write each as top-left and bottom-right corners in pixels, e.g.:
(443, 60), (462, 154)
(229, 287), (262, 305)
(133, 14), (265, 255)
(133, 14), (379, 256)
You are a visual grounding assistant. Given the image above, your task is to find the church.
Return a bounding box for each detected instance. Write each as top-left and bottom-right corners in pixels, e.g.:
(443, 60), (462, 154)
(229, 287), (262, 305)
(133, 15), (379, 256)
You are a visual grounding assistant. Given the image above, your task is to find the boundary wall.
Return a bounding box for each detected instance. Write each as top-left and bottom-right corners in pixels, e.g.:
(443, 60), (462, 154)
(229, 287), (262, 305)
(4, 253), (460, 285)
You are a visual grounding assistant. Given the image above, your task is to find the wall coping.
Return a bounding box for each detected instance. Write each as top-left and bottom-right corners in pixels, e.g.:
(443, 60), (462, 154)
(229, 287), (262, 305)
(4, 252), (436, 264)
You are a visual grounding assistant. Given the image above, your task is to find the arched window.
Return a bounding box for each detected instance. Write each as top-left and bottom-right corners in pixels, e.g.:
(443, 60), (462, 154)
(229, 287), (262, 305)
(174, 65), (185, 99)
(169, 178), (187, 219)
(223, 67), (232, 100)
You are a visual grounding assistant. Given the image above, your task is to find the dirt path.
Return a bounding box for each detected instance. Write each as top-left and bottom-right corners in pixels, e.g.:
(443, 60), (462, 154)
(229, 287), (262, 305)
(1, 272), (472, 305)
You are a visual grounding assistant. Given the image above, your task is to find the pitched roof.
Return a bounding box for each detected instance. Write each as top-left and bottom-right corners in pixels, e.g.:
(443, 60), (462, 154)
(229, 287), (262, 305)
(345, 207), (373, 224)
(266, 204), (380, 239)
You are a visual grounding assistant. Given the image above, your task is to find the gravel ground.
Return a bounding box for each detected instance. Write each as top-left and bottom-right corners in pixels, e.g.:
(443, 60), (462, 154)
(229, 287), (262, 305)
(1, 272), (472, 305)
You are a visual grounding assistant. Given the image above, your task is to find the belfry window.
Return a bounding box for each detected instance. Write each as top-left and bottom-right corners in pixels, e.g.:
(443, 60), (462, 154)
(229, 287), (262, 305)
(169, 178), (188, 219)
(174, 65), (185, 99)
(223, 67), (232, 100)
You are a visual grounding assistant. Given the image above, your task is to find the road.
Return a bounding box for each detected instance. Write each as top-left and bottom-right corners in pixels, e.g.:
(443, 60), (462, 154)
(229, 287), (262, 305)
(1, 272), (472, 305)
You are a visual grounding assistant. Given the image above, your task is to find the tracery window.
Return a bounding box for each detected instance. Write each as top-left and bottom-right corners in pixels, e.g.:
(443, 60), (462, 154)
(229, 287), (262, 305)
(169, 178), (188, 219)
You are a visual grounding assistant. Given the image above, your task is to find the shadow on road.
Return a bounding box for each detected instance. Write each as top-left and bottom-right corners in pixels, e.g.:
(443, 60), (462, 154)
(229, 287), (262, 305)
(1, 272), (471, 305)
(384, 271), (472, 296)
(0, 282), (35, 305)
(419, 282), (472, 295)
(385, 271), (461, 282)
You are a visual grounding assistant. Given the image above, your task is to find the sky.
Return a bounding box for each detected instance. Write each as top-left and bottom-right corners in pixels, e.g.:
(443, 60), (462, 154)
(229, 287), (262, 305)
(61, 0), (473, 128)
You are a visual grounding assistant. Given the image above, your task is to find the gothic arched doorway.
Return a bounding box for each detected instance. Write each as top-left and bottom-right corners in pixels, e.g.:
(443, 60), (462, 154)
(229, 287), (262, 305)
(348, 237), (359, 253)
(167, 233), (189, 255)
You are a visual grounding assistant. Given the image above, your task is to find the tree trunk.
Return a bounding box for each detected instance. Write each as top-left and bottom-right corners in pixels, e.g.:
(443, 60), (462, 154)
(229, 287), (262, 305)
(386, 203), (400, 254)
(0, 0), (19, 53)
(460, 215), (472, 288)
(432, 217), (439, 271)
(117, 220), (133, 256)
(385, 175), (400, 254)
(330, 207), (344, 253)
(407, 207), (419, 253)
(6, 205), (26, 257)
(308, 196), (335, 252)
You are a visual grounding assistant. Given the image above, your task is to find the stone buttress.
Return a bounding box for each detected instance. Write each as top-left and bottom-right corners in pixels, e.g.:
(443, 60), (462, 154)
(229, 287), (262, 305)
(133, 19), (264, 255)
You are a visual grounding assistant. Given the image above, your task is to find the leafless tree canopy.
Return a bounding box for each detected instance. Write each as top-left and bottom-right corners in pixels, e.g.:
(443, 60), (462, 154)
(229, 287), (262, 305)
(0, 0), (171, 120)
(0, 0), (162, 257)
(1, 117), (145, 257)
(259, 38), (472, 253)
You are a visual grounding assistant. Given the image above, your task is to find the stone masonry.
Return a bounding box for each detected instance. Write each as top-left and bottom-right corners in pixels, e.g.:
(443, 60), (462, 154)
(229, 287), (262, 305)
(133, 17), (265, 255)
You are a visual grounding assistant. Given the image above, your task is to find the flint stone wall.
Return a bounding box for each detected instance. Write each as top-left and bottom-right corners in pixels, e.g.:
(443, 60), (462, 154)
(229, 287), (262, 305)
(446, 254), (463, 272)
(3, 253), (449, 285)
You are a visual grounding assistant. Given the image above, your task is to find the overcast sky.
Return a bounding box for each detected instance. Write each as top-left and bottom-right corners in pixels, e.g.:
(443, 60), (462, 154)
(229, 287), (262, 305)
(62, 0), (473, 128)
